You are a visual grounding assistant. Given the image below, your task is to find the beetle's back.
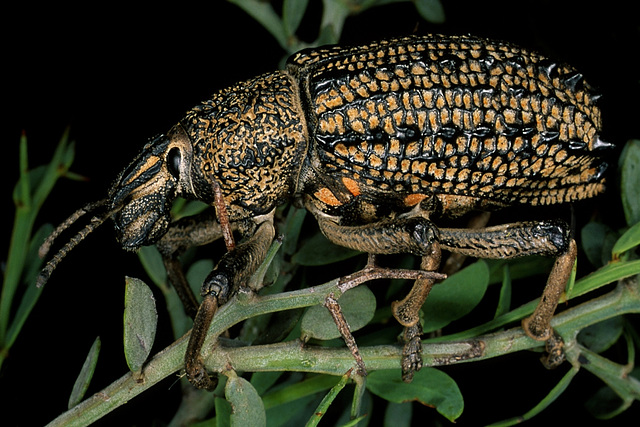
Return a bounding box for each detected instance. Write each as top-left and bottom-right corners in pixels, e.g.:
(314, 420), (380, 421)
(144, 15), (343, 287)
(289, 35), (609, 217)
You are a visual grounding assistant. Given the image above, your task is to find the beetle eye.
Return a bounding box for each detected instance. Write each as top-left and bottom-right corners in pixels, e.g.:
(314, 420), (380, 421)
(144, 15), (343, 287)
(167, 147), (181, 179)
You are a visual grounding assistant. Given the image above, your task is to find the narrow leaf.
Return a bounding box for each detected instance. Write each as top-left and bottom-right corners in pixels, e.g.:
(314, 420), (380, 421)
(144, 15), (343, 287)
(123, 277), (158, 375)
(494, 263), (512, 318)
(229, 0), (288, 49)
(612, 221), (640, 258)
(301, 286), (376, 340)
(569, 259), (640, 298)
(137, 245), (167, 286)
(4, 224), (51, 348)
(489, 367), (578, 426)
(282, 206), (306, 256)
(283, 0), (309, 37)
(317, 0), (349, 45)
(305, 371), (351, 427)
(225, 374), (266, 427)
(214, 396), (233, 427)
(68, 337), (101, 409)
(366, 368), (463, 422)
(262, 374), (339, 409)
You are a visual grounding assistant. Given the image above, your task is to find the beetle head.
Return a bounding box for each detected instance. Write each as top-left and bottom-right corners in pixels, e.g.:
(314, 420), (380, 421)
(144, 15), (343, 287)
(109, 124), (196, 250)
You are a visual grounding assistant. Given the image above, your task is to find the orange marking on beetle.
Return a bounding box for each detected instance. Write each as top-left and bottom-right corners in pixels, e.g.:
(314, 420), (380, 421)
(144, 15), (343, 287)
(315, 188), (342, 207)
(341, 177), (361, 196)
(404, 193), (427, 206)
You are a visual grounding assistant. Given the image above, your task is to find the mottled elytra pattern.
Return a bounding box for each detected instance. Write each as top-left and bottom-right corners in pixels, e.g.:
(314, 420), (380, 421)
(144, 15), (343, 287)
(181, 71), (307, 220)
(289, 35), (608, 215)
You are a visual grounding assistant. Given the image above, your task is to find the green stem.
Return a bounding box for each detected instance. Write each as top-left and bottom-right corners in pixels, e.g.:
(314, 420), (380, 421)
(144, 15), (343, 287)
(46, 278), (640, 427)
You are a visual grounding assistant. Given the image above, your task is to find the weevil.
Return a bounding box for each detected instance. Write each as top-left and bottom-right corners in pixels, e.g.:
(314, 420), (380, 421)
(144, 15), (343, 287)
(38, 34), (611, 390)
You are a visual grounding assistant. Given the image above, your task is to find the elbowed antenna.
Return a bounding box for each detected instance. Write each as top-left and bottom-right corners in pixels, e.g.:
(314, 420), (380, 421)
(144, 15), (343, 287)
(36, 199), (119, 288)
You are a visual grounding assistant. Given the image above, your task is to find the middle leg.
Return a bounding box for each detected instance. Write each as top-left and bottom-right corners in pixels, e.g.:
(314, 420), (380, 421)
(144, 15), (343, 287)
(315, 213), (442, 380)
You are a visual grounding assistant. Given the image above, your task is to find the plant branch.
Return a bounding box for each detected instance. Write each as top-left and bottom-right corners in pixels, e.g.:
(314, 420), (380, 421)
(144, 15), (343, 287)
(46, 272), (640, 427)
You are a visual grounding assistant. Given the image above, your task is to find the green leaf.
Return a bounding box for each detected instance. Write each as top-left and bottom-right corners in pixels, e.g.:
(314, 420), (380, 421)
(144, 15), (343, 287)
(68, 337), (101, 409)
(282, 207), (306, 256)
(187, 259), (215, 295)
(422, 260), (490, 333)
(305, 371), (350, 426)
(262, 374), (339, 409)
(250, 371), (283, 395)
(578, 317), (624, 354)
(293, 231), (361, 266)
(486, 256), (554, 285)
(415, 0), (446, 23)
(137, 245), (167, 286)
(581, 221), (612, 267)
(172, 199), (209, 220)
(366, 368), (463, 422)
(317, 0), (350, 45)
(283, 0), (309, 37)
(494, 263), (512, 318)
(229, 0), (288, 50)
(214, 396), (233, 427)
(4, 224), (51, 348)
(384, 401), (413, 426)
(612, 221), (640, 258)
(585, 385), (630, 420)
(490, 366), (578, 426)
(225, 374), (266, 427)
(265, 394), (321, 426)
(123, 277), (158, 375)
(620, 139), (640, 226)
(569, 259), (640, 298)
(300, 286), (376, 340)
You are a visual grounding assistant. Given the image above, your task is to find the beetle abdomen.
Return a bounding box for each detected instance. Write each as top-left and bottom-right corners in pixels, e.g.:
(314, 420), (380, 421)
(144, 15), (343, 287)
(290, 35), (610, 214)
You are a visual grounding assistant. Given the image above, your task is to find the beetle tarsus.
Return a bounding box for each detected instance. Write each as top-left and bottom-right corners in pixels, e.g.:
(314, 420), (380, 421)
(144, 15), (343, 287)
(401, 323), (424, 382)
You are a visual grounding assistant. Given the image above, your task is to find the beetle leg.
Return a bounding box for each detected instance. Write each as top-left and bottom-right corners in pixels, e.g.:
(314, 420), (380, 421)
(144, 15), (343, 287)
(315, 214), (440, 257)
(438, 220), (575, 364)
(324, 293), (367, 375)
(185, 215), (276, 390)
(522, 240), (577, 342)
(313, 212), (442, 380)
(157, 209), (229, 318)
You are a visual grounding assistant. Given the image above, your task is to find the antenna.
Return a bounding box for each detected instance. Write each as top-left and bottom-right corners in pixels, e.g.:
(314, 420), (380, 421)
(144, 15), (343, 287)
(36, 199), (118, 288)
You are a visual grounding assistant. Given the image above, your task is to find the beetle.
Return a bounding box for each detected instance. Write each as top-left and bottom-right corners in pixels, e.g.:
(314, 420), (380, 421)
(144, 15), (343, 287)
(38, 34), (611, 390)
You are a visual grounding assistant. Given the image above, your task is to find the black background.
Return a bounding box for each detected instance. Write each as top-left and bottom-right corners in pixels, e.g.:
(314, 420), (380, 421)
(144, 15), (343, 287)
(2, 1), (639, 425)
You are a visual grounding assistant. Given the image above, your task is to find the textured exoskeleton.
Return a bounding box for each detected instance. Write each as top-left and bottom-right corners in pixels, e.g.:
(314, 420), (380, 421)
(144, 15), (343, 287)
(38, 35), (611, 390)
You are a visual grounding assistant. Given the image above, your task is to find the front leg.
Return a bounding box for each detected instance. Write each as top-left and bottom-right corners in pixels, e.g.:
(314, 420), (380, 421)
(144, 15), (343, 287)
(185, 214), (276, 390)
(157, 209), (229, 318)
